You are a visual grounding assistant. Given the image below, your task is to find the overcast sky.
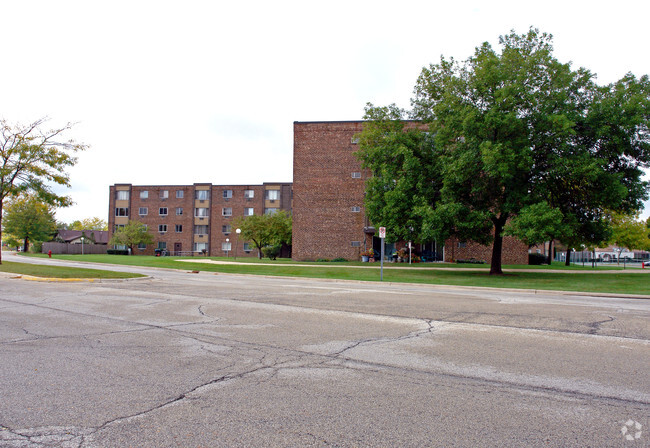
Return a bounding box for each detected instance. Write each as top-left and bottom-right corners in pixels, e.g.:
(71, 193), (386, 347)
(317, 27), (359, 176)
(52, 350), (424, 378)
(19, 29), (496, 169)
(2, 0), (649, 223)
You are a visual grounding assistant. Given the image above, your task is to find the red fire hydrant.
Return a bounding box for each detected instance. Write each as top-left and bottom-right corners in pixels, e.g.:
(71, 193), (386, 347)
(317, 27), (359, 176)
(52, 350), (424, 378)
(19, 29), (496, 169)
(48, 250), (52, 258)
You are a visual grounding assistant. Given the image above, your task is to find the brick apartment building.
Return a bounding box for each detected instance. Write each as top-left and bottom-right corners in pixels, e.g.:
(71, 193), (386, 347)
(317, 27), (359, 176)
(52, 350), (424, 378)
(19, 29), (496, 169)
(108, 182), (292, 257)
(108, 120), (527, 264)
(292, 121), (528, 264)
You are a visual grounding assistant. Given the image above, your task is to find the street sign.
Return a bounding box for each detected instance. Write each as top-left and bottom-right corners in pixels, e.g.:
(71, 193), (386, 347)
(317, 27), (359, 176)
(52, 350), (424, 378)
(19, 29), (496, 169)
(379, 227), (386, 239)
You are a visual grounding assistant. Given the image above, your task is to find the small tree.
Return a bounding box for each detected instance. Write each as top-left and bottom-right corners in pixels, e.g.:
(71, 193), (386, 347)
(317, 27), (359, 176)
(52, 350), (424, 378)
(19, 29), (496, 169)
(0, 117), (87, 263)
(234, 211), (292, 259)
(3, 195), (57, 253)
(608, 212), (650, 263)
(108, 221), (154, 254)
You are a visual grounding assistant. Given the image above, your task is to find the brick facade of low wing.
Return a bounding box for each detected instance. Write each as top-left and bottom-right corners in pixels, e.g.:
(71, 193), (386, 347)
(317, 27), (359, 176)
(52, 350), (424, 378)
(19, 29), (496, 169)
(108, 182), (292, 257)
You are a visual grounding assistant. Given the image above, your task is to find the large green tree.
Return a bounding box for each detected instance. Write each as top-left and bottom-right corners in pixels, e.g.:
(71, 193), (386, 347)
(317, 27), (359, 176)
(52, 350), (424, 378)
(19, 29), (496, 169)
(3, 195), (57, 252)
(108, 221), (154, 254)
(404, 28), (650, 274)
(234, 210), (292, 259)
(0, 118), (86, 263)
(356, 104), (441, 245)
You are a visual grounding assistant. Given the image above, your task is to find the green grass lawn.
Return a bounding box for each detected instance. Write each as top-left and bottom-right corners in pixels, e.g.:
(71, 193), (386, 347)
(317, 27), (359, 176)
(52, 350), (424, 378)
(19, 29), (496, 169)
(12, 253), (649, 295)
(0, 261), (145, 279)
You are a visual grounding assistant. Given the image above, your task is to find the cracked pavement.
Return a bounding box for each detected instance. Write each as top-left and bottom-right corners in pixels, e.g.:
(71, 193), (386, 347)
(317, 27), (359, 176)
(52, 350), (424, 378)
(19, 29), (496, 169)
(0, 257), (649, 447)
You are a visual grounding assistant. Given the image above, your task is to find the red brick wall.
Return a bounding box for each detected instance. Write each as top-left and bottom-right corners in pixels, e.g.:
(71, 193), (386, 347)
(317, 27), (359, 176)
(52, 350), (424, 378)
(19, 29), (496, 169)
(293, 122), (369, 260)
(444, 236), (529, 265)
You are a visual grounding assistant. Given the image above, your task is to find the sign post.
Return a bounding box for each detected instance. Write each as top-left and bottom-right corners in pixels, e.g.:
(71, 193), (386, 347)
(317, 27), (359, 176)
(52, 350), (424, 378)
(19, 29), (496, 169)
(379, 227), (386, 281)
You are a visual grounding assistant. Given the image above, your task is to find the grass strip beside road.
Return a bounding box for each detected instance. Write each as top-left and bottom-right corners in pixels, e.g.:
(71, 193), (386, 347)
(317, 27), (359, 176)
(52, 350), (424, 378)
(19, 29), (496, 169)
(16, 254), (650, 295)
(0, 261), (145, 279)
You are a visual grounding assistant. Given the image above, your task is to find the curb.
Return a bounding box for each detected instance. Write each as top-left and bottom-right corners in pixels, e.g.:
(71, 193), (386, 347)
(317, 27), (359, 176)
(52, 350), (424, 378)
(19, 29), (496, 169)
(0, 271), (152, 283)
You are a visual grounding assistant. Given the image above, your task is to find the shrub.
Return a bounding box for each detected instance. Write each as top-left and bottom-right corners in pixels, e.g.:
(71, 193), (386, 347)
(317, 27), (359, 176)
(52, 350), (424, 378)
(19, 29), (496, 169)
(316, 258), (330, 262)
(331, 257), (347, 262)
(456, 258), (486, 264)
(107, 249), (129, 255)
(261, 244), (282, 260)
(528, 253), (548, 265)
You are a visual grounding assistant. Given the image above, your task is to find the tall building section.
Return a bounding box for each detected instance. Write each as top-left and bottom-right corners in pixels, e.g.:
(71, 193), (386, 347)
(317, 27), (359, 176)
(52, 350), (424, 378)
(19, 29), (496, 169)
(292, 121), (370, 261)
(292, 120), (528, 264)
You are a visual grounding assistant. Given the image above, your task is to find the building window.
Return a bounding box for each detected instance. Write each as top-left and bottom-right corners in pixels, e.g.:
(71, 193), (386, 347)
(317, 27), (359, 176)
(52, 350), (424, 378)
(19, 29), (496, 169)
(193, 242), (208, 252)
(195, 208), (209, 217)
(222, 242), (232, 251)
(138, 207), (148, 216)
(158, 242), (167, 250)
(114, 224), (125, 232)
(115, 207), (128, 217)
(175, 224), (183, 233)
(176, 190), (184, 199)
(351, 172), (361, 178)
(194, 225), (208, 235)
(159, 207), (168, 216)
(351, 136), (360, 144)
(158, 224), (167, 233)
(264, 208), (278, 215)
(176, 207), (183, 215)
(222, 207), (232, 216)
(351, 206), (361, 212)
(223, 190), (233, 199)
(115, 190), (129, 200)
(137, 243), (147, 250)
(265, 190), (280, 201)
(160, 190), (169, 199)
(458, 241), (467, 248)
(244, 207), (254, 216)
(140, 190), (148, 199)
(244, 190), (254, 199)
(243, 243), (252, 252)
(222, 224), (231, 233)
(351, 241), (362, 247)
(195, 190), (209, 200)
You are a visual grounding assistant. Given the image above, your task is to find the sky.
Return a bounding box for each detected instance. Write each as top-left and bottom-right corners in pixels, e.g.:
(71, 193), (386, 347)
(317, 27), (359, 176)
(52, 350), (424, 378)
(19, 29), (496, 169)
(2, 0), (649, 223)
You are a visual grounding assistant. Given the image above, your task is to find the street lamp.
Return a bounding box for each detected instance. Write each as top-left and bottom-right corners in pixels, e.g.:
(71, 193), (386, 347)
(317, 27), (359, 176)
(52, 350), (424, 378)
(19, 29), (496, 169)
(81, 237), (85, 256)
(235, 228), (241, 260)
(226, 238), (230, 258)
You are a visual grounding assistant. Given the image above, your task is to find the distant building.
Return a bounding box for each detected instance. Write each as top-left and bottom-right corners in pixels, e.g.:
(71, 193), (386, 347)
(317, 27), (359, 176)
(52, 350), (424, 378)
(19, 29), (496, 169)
(55, 229), (108, 245)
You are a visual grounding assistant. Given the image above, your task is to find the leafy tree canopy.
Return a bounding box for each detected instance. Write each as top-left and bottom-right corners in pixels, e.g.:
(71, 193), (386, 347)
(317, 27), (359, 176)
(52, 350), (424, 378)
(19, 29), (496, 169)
(608, 212), (650, 254)
(108, 221), (154, 253)
(0, 117), (87, 263)
(2, 194), (57, 253)
(69, 217), (108, 231)
(359, 28), (650, 274)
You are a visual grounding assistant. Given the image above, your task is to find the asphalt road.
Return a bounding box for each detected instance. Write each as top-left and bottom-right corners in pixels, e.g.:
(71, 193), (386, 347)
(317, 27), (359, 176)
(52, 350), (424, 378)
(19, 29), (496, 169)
(0, 255), (648, 447)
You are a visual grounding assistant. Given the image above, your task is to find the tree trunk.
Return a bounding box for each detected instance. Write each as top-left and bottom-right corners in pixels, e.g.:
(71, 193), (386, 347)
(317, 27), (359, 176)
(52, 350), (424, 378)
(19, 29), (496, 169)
(565, 249), (571, 266)
(547, 240), (553, 265)
(489, 218), (506, 275)
(23, 237), (29, 254)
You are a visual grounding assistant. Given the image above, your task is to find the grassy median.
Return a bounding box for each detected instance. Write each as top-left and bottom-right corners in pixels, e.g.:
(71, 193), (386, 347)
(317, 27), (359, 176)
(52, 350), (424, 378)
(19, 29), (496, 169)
(11, 253), (649, 295)
(0, 261), (145, 279)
